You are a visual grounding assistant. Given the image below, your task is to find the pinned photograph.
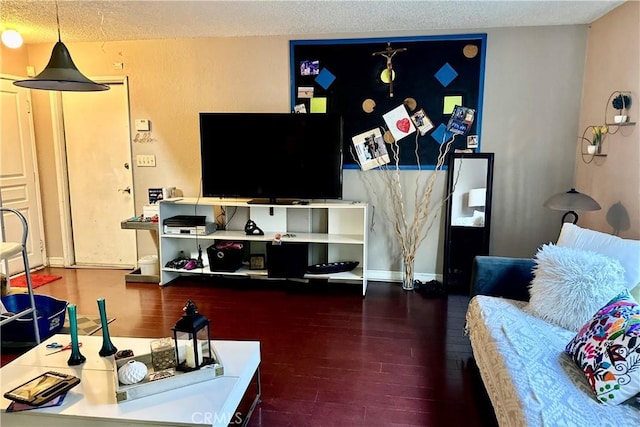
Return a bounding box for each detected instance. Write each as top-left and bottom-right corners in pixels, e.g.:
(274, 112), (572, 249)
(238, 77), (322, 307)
(446, 105), (476, 136)
(467, 135), (478, 148)
(382, 105), (416, 143)
(351, 128), (390, 171)
(300, 60), (320, 76)
(294, 104), (307, 113)
(411, 109), (434, 136)
(297, 86), (314, 98)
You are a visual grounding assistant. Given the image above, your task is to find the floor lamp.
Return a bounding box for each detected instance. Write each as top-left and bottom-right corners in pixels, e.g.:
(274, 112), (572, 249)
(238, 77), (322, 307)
(544, 188), (601, 224)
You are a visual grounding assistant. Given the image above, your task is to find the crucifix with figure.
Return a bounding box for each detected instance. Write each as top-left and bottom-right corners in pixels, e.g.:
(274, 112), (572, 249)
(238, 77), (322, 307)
(372, 42), (408, 97)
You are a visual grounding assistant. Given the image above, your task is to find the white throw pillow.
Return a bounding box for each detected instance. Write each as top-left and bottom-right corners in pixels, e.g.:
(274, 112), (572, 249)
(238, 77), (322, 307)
(524, 243), (627, 332)
(557, 223), (640, 290)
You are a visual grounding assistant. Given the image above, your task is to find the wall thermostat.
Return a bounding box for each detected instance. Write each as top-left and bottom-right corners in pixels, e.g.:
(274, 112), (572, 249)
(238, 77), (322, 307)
(135, 119), (150, 132)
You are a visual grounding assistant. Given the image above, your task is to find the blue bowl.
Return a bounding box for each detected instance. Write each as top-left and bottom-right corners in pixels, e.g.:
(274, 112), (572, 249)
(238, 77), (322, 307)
(1, 294), (68, 342)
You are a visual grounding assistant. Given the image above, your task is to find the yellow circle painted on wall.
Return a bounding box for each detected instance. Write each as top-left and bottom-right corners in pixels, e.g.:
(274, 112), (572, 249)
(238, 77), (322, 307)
(380, 68), (396, 83)
(362, 99), (376, 113)
(463, 44), (478, 59)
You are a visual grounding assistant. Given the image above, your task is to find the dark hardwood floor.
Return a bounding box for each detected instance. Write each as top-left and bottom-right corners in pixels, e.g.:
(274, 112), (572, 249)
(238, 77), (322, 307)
(1, 267), (497, 426)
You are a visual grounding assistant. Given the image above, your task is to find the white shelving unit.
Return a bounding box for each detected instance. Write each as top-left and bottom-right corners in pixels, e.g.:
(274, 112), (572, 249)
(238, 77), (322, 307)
(158, 198), (369, 295)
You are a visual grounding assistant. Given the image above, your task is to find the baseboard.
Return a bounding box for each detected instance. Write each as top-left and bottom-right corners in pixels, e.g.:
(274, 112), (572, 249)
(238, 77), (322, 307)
(47, 257), (66, 267)
(367, 269), (442, 283)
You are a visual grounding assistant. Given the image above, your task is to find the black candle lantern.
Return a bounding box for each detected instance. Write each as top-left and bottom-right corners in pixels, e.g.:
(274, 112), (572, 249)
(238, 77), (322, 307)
(172, 300), (212, 371)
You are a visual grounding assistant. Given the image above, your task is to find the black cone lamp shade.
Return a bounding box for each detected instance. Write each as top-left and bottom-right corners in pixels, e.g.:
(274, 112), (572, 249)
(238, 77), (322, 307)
(544, 188), (601, 224)
(13, 41), (109, 92)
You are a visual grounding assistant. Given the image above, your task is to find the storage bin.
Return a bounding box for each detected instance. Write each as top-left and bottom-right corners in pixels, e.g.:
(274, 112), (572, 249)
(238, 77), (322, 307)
(207, 241), (245, 272)
(1, 294), (68, 342)
(138, 255), (159, 276)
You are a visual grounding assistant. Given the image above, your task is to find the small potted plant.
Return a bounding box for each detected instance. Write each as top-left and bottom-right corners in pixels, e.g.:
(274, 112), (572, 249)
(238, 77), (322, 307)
(589, 125), (607, 154)
(611, 93), (632, 123)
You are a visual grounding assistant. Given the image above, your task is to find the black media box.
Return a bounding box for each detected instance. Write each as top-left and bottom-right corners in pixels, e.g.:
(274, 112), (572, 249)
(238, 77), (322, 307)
(163, 215), (206, 227)
(207, 241), (245, 272)
(266, 242), (308, 279)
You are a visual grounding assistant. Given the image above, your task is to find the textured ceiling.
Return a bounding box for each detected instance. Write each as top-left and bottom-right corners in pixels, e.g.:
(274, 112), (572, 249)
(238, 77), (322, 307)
(0, 1), (625, 45)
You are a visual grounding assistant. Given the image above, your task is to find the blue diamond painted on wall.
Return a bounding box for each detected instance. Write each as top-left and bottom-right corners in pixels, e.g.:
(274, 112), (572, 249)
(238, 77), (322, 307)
(431, 124), (453, 145)
(434, 63), (458, 87)
(315, 68), (336, 90)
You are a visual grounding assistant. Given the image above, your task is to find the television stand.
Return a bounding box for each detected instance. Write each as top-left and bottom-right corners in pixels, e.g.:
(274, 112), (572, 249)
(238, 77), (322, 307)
(157, 198), (369, 295)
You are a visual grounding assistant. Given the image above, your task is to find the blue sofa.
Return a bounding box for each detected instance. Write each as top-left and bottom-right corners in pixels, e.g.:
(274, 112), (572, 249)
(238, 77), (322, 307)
(470, 255), (534, 302)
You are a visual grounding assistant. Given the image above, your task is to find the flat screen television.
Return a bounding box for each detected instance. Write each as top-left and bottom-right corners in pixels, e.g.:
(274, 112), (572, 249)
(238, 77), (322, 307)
(199, 113), (344, 204)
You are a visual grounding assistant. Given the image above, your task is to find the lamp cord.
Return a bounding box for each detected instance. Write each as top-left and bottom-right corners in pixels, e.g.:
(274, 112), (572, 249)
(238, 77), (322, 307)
(55, 0), (61, 42)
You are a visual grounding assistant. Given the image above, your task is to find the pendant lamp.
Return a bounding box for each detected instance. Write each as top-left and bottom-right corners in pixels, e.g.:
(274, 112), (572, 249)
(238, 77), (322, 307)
(13, 1), (109, 92)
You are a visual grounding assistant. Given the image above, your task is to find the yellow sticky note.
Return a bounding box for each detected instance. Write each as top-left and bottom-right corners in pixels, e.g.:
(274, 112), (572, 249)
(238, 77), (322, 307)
(310, 97), (327, 113)
(443, 96), (463, 114)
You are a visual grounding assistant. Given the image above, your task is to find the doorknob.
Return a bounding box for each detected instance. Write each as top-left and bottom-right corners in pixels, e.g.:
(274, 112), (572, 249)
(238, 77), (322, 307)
(119, 187), (131, 194)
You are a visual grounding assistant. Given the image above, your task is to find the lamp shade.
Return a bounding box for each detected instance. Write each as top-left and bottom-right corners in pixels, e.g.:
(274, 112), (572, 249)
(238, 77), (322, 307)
(13, 42), (109, 92)
(468, 188), (486, 208)
(544, 188), (600, 224)
(543, 188), (601, 212)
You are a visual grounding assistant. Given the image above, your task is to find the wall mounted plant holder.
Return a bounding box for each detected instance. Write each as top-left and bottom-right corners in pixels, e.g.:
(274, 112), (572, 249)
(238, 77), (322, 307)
(581, 91), (636, 165)
(579, 125), (607, 165)
(605, 90), (636, 134)
(611, 92), (632, 123)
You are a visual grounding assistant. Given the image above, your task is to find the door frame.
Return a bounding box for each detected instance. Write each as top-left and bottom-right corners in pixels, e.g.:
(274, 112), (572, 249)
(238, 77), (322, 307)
(52, 76), (134, 267)
(0, 74), (47, 272)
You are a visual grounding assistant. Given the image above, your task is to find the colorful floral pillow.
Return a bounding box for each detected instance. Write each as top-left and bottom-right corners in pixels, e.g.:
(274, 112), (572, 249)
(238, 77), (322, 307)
(565, 291), (640, 405)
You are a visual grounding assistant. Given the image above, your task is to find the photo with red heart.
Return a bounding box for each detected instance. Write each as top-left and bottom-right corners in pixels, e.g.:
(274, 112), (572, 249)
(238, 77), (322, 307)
(383, 105), (416, 143)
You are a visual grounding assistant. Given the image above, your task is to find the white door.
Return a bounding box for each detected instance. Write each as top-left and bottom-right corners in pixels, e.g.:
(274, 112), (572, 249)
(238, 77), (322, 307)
(62, 80), (137, 268)
(0, 76), (46, 275)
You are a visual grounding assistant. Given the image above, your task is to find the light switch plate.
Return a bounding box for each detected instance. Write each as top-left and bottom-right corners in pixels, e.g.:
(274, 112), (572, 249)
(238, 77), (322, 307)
(136, 154), (156, 167)
(135, 119), (150, 132)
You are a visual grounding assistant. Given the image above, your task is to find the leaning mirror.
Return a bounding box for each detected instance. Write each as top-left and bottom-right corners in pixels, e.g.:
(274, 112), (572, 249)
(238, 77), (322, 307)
(443, 152), (494, 293)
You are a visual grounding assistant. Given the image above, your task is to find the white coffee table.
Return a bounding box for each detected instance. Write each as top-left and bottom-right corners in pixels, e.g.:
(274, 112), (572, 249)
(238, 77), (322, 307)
(0, 334), (261, 427)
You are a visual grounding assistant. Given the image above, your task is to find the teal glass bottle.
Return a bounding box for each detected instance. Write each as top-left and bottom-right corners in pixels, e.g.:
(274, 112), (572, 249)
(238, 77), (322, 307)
(67, 304), (86, 366)
(97, 298), (118, 357)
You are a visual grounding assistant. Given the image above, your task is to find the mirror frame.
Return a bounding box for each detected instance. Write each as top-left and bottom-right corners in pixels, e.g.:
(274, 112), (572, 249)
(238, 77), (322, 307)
(443, 152), (494, 293)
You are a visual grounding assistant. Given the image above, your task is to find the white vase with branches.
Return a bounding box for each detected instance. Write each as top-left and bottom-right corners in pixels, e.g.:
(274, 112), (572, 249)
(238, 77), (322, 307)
(355, 132), (457, 290)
